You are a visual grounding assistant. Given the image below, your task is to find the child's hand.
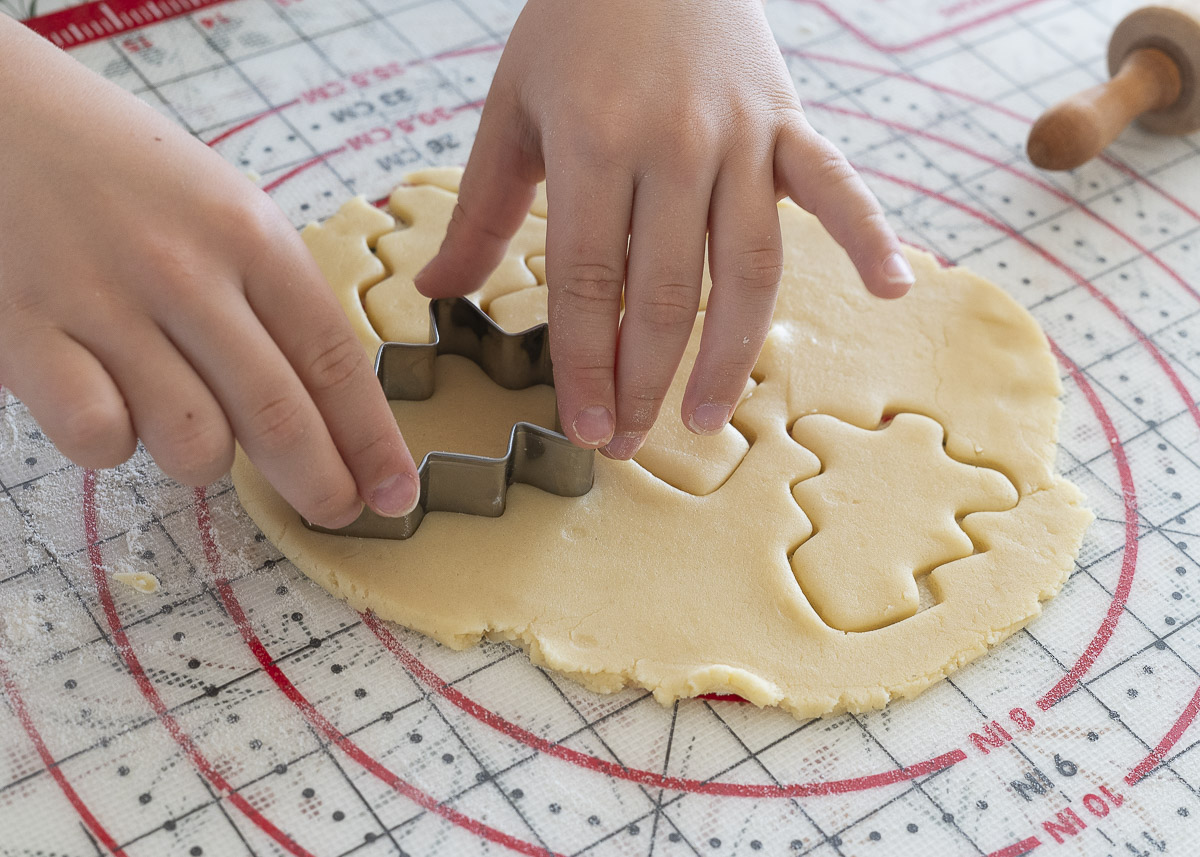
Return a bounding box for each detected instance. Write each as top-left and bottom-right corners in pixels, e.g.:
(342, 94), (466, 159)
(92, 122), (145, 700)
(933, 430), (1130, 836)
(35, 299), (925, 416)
(416, 0), (913, 459)
(0, 17), (419, 527)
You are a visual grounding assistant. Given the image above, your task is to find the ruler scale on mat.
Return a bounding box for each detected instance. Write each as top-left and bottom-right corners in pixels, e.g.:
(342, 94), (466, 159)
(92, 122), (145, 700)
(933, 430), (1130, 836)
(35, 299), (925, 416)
(1, 0), (1199, 856)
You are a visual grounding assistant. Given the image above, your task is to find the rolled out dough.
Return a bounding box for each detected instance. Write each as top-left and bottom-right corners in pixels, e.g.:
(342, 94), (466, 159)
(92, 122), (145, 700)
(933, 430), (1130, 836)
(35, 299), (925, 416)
(232, 168), (1092, 718)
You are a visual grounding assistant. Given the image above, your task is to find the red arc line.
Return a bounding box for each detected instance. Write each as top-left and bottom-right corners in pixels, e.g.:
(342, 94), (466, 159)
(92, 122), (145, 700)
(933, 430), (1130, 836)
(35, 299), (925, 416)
(788, 49), (1200, 226)
(851, 165), (1148, 709)
(1125, 683), (1200, 785)
(0, 654), (127, 856)
(82, 471), (319, 857)
(363, 612), (967, 798)
(792, 0), (1053, 53)
(193, 489), (564, 857)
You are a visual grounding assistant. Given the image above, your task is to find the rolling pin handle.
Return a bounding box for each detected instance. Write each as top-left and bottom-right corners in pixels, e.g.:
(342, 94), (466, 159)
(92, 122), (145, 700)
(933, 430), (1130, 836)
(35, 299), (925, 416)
(1027, 47), (1183, 171)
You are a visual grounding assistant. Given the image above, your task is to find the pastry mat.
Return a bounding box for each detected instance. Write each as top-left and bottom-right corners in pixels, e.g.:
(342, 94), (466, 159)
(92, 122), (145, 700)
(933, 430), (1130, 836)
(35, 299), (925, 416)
(1, 0), (1199, 855)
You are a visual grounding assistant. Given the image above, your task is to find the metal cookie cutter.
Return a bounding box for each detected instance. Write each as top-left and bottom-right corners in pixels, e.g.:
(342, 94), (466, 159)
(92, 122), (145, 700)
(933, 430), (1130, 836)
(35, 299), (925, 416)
(305, 297), (595, 540)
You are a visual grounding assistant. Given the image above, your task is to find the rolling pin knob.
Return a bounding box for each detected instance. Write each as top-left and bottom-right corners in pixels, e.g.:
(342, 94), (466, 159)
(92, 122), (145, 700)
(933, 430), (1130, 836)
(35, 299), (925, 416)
(1027, 1), (1200, 171)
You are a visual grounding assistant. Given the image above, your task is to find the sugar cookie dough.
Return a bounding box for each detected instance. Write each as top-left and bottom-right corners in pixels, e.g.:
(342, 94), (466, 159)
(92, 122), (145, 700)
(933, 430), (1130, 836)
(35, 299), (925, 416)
(232, 168), (1091, 718)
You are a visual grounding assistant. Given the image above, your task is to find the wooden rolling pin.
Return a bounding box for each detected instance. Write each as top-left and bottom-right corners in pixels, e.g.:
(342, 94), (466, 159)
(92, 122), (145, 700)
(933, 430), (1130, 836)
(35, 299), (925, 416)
(1027, 1), (1200, 171)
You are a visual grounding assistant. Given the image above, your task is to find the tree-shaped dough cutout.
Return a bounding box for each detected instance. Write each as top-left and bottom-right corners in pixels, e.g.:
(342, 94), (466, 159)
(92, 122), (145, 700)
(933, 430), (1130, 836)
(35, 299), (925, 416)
(790, 413), (1018, 633)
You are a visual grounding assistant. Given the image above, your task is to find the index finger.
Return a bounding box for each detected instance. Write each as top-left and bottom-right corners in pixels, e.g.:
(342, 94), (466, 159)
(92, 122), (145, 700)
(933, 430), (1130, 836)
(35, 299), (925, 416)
(775, 118), (914, 299)
(243, 225), (420, 519)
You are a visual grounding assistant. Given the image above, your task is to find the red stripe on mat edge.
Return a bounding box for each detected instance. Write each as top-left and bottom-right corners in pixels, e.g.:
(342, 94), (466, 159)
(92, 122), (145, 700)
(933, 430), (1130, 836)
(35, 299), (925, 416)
(83, 471), (318, 857)
(0, 656), (127, 856)
(1125, 682), (1200, 784)
(363, 612), (967, 798)
(193, 489), (564, 857)
(24, 0), (234, 49)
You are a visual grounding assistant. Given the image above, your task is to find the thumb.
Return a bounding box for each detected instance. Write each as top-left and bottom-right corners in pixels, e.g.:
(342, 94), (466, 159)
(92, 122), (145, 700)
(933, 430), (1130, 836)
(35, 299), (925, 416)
(414, 91), (542, 298)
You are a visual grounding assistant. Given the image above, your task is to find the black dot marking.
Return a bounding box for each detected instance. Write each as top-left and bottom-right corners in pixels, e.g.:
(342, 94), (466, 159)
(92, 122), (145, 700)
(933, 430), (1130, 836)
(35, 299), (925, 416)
(1110, 709), (1122, 718)
(1128, 688), (1138, 697)
(669, 832), (681, 842)
(331, 664), (343, 674)
(275, 763), (287, 775)
(173, 632), (185, 642)
(1177, 566), (1187, 575)
(588, 816), (600, 826)
(300, 203), (310, 211)
(943, 812), (954, 822)
(977, 800), (989, 810)
(907, 823), (919, 833)
(709, 837), (721, 848)
(511, 788), (523, 799)
(291, 612), (303, 622)
(276, 585), (288, 596)
(1156, 640), (1168, 650)
(139, 793), (152, 805)
(1173, 492), (1183, 500)
(750, 842), (762, 851)
(303, 787), (315, 798)
(309, 637), (321, 648)
(187, 658), (200, 669)
(1173, 592), (1183, 600)
(1180, 807), (1190, 817)
(204, 685), (219, 697)
(364, 832), (376, 843)
(442, 753), (454, 763)
(869, 831), (881, 841)
(629, 825), (640, 835)
(1166, 466), (1176, 475)
(1166, 616), (1177, 626)
(791, 841), (803, 851)
(354, 688), (367, 699)
(163, 820), (176, 832)
(1143, 665), (1154, 675)
(476, 772), (489, 783)
(190, 847), (203, 856)
(409, 732), (422, 743)
(333, 810), (345, 821)
(381, 711), (393, 722)
(263, 146), (273, 153)
(24, 457), (36, 466)
(249, 739), (262, 749)
(118, 765), (129, 776)
(549, 803), (561, 814)
(64, 679), (76, 690)
(830, 836), (843, 846)
(1087, 731), (1099, 741)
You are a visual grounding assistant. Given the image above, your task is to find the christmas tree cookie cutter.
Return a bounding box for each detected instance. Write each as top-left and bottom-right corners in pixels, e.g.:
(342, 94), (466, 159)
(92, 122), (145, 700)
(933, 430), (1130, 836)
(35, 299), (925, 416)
(305, 297), (595, 540)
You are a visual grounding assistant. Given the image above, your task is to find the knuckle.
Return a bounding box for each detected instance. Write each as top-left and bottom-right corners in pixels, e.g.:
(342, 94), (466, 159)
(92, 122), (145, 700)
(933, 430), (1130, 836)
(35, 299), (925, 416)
(556, 261), (625, 305)
(637, 282), (699, 333)
(814, 149), (859, 188)
(447, 200), (510, 245)
(303, 482), (359, 527)
(245, 394), (308, 452)
(160, 416), (234, 486)
(54, 402), (134, 468)
(307, 332), (367, 393)
(728, 246), (784, 293)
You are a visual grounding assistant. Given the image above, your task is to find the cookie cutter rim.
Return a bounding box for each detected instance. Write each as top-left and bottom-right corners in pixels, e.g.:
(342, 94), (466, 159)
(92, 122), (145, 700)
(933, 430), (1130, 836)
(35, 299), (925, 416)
(304, 297), (595, 540)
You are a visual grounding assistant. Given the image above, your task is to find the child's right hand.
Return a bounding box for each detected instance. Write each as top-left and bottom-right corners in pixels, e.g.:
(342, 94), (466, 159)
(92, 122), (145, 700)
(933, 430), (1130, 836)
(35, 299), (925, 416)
(0, 17), (419, 528)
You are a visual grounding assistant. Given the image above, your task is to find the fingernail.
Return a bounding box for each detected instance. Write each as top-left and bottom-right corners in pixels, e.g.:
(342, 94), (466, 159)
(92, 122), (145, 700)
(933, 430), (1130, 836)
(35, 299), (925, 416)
(689, 403), (732, 435)
(573, 406), (614, 446)
(371, 472), (420, 517)
(602, 432), (644, 460)
(883, 251), (916, 286)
